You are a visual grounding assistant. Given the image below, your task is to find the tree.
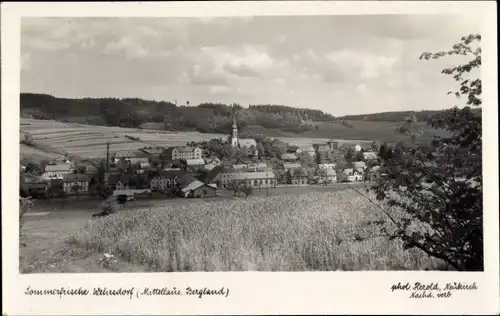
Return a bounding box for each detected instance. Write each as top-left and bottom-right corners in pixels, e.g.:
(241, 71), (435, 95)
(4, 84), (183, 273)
(368, 34), (483, 271)
(240, 185), (254, 199)
(371, 141), (380, 153)
(293, 168), (305, 187)
(317, 168), (327, 186)
(355, 151), (365, 162)
(345, 148), (354, 163)
(97, 159), (106, 183)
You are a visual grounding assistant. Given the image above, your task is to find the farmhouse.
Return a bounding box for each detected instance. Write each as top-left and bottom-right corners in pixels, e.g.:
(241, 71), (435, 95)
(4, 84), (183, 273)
(150, 169), (184, 190)
(62, 174), (90, 194)
(44, 163), (73, 179)
(180, 180), (217, 198)
(163, 146), (202, 161)
(281, 153), (298, 162)
(286, 168), (309, 185)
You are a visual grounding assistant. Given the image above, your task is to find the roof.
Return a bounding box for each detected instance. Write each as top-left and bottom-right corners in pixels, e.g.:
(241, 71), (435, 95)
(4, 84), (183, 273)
(186, 158), (205, 166)
(140, 147), (164, 155)
(205, 165), (225, 183)
(107, 174), (130, 185)
(239, 138), (257, 148)
(325, 169), (337, 176)
(371, 165), (381, 172)
(283, 163), (301, 169)
(288, 168), (308, 177)
(175, 146), (198, 153)
(281, 153), (297, 160)
(298, 146), (315, 152)
(353, 161), (367, 169)
(180, 180), (216, 193)
(63, 173), (91, 182)
(363, 152), (378, 159)
(157, 169), (185, 178)
(45, 164), (72, 173)
(343, 168), (354, 175)
(318, 163), (336, 167)
(230, 171), (276, 181)
(139, 162), (151, 168)
(115, 151), (136, 158)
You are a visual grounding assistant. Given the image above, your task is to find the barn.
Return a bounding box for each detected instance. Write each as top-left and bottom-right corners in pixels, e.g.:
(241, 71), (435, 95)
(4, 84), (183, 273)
(180, 180), (217, 198)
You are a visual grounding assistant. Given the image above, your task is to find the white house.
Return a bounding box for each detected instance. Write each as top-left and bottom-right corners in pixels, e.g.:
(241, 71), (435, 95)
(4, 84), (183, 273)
(353, 161), (367, 170)
(318, 163), (336, 171)
(62, 174), (90, 194)
(44, 163), (73, 179)
(342, 168), (364, 182)
(363, 152), (378, 160)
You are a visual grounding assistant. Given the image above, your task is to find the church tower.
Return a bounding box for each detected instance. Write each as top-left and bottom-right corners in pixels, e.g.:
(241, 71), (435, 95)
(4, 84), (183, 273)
(231, 114), (239, 147)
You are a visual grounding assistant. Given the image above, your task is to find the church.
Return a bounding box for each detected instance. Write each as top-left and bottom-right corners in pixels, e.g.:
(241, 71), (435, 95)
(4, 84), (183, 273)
(230, 114), (259, 156)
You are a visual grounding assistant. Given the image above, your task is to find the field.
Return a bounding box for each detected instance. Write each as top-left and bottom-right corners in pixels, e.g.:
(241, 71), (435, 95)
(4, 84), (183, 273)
(20, 118), (371, 159)
(20, 189), (448, 272)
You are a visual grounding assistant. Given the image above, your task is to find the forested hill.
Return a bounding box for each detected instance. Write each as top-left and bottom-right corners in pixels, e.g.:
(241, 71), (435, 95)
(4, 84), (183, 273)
(339, 108), (481, 122)
(20, 93), (335, 134)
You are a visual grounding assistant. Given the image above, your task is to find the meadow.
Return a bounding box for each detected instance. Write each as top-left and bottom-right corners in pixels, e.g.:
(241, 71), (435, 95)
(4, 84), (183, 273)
(62, 190), (447, 272)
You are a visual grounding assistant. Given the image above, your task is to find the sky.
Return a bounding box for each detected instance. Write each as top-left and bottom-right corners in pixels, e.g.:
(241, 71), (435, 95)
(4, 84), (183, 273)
(20, 15), (482, 116)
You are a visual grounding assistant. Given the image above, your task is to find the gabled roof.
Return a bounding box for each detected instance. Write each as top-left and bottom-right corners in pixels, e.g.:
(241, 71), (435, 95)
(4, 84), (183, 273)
(231, 171), (276, 180)
(63, 173), (91, 182)
(239, 138), (258, 148)
(353, 161), (367, 169)
(205, 165), (225, 183)
(298, 146), (315, 152)
(282, 163), (301, 169)
(157, 169), (185, 178)
(180, 180), (216, 193)
(186, 158), (205, 166)
(281, 153), (297, 160)
(45, 164), (72, 173)
(115, 151), (136, 158)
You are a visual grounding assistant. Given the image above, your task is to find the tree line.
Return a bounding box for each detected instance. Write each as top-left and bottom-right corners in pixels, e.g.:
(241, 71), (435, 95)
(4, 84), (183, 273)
(20, 94), (334, 134)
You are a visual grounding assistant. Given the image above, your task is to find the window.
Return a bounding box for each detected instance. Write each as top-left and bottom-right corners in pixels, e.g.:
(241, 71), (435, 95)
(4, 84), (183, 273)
(254, 180), (258, 186)
(203, 190), (207, 196)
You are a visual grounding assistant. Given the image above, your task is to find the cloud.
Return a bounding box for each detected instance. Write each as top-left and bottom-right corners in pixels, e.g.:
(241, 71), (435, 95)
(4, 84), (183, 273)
(20, 15), (483, 116)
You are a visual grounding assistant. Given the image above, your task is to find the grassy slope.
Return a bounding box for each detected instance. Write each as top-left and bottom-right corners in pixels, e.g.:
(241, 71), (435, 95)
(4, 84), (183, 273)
(61, 190), (448, 272)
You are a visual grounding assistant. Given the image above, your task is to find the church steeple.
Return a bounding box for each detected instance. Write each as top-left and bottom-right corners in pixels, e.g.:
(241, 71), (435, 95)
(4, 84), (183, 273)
(231, 113), (238, 147)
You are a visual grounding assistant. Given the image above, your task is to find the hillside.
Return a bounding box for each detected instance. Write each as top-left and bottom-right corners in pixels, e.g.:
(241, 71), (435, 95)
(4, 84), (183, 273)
(20, 93), (335, 135)
(339, 108), (482, 122)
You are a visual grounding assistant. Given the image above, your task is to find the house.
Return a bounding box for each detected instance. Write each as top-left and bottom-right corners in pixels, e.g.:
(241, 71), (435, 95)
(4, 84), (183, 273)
(341, 168), (364, 182)
(316, 169), (337, 184)
(363, 151), (378, 161)
(281, 153), (298, 162)
(232, 163), (248, 170)
(229, 171), (277, 189)
(313, 143), (331, 153)
(44, 163), (73, 179)
(186, 158), (205, 167)
(318, 163), (336, 171)
(85, 165), (98, 174)
(278, 163), (302, 172)
(24, 181), (48, 197)
(286, 168), (309, 185)
(140, 147), (164, 157)
(296, 146), (316, 156)
(204, 157), (221, 171)
(327, 139), (340, 150)
(114, 151), (136, 163)
(340, 143), (363, 152)
(204, 165), (225, 185)
(150, 169), (185, 191)
(180, 180), (217, 198)
(353, 161), (367, 170)
(162, 146), (202, 161)
(62, 173), (90, 194)
(106, 174), (131, 190)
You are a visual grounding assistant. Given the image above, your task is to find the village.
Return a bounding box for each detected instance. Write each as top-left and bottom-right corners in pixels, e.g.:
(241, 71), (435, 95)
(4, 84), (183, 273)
(20, 115), (383, 204)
